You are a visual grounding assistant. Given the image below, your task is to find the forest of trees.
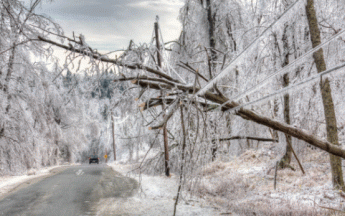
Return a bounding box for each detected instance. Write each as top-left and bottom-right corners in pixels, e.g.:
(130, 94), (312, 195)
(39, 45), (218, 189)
(0, 0), (140, 174)
(1, 0), (345, 213)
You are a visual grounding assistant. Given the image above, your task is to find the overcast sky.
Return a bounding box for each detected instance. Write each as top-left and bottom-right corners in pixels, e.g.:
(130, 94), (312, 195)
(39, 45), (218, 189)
(29, 0), (184, 52)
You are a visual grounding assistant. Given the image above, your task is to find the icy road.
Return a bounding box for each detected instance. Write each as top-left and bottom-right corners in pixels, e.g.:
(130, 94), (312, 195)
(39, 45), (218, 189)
(0, 164), (138, 216)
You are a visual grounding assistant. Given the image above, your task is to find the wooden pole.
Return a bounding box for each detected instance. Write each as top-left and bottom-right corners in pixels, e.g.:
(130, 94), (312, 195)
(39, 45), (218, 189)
(173, 104), (187, 216)
(111, 113), (116, 161)
(154, 21), (170, 177)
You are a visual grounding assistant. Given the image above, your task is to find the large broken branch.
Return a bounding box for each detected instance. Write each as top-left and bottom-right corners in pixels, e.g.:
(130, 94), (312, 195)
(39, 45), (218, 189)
(236, 108), (345, 159)
(133, 80), (345, 158)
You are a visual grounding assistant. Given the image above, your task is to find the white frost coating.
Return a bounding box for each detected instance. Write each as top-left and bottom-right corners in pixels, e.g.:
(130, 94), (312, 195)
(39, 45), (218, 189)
(218, 29), (345, 110)
(196, 0), (305, 97)
(79, 34), (89, 49)
(225, 62), (345, 114)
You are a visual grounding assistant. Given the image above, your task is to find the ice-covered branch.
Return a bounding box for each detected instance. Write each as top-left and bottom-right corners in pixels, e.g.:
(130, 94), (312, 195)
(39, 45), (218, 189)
(214, 136), (278, 142)
(149, 100), (180, 130)
(114, 76), (181, 87)
(37, 36), (181, 83)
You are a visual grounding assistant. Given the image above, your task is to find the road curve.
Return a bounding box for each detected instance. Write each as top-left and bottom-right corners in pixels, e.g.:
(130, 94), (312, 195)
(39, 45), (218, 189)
(0, 164), (138, 216)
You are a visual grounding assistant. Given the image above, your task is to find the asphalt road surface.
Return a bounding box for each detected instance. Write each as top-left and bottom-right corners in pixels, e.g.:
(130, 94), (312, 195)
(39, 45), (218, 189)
(0, 164), (138, 216)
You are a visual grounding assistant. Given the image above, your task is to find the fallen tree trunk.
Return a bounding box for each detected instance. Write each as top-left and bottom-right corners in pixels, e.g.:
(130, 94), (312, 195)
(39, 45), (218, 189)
(133, 80), (345, 159)
(237, 108), (345, 159)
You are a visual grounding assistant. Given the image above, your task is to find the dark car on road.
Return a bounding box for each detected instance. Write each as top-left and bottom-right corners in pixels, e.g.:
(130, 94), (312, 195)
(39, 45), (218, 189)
(89, 155), (99, 164)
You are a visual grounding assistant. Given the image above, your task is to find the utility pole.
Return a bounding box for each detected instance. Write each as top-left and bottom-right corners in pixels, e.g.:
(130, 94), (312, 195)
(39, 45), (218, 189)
(111, 112), (116, 161)
(154, 19), (170, 177)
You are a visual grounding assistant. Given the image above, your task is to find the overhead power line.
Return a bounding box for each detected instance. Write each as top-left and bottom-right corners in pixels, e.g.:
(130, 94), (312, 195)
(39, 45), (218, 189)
(224, 62), (345, 114)
(217, 29), (345, 110)
(196, 0), (304, 97)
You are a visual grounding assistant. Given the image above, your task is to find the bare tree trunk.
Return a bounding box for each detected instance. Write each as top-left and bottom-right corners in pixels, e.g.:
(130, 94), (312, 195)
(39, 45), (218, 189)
(211, 140), (217, 161)
(279, 24), (293, 169)
(226, 114), (232, 151)
(111, 114), (116, 161)
(206, 0), (218, 159)
(210, 119), (218, 161)
(305, 0), (344, 190)
(155, 21), (170, 177)
(226, 15), (237, 53)
(274, 161), (278, 190)
(271, 100), (279, 141)
(3, 2), (18, 113)
(271, 33), (281, 142)
(3, 45), (15, 113)
(206, 0), (216, 78)
(136, 119), (142, 162)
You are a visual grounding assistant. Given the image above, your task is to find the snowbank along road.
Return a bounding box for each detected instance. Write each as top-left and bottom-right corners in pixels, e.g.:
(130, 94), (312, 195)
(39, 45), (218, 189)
(0, 164), (138, 216)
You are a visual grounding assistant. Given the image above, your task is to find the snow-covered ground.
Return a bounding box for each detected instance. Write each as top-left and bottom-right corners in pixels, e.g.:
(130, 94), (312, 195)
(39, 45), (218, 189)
(0, 164), (74, 199)
(96, 162), (221, 216)
(191, 148), (345, 215)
